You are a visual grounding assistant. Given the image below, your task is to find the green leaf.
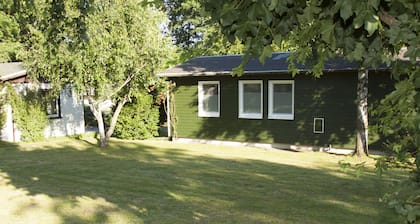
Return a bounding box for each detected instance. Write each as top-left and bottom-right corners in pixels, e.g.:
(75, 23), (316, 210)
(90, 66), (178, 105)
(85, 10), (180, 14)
(320, 19), (335, 44)
(268, 0), (279, 11)
(364, 15), (379, 36)
(348, 42), (365, 61)
(340, 0), (353, 21)
(220, 13), (236, 26)
(406, 205), (420, 223)
(247, 4), (257, 20)
(232, 64), (244, 76)
(353, 13), (365, 29)
(259, 45), (272, 64)
(415, 93), (420, 109)
(415, 77), (420, 89)
(368, 0), (380, 10)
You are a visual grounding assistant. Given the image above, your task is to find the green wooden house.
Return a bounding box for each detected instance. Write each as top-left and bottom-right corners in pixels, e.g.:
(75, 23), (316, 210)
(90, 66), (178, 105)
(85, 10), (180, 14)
(158, 52), (392, 150)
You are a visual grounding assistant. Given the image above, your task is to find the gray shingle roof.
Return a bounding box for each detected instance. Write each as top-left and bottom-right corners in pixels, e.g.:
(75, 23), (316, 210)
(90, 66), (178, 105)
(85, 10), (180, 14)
(158, 52), (387, 77)
(0, 62), (26, 81)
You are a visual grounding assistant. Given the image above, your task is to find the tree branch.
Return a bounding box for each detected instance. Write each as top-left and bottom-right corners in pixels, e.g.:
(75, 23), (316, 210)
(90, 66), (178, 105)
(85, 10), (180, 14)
(105, 95), (129, 139)
(109, 64), (146, 99)
(108, 73), (135, 99)
(406, 201), (420, 206)
(379, 9), (398, 26)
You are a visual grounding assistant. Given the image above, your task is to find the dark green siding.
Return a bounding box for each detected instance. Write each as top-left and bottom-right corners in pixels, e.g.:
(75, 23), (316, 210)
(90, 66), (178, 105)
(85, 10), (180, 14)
(170, 71), (392, 149)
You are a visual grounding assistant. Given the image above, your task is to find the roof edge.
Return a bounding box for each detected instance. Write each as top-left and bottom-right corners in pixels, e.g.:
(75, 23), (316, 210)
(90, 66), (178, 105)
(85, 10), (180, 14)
(0, 70), (27, 81)
(157, 67), (390, 78)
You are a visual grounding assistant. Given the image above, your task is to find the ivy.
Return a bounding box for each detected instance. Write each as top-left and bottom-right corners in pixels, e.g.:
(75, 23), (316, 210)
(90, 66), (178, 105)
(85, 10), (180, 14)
(0, 84), (6, 129)
(3, 83), (48, 142)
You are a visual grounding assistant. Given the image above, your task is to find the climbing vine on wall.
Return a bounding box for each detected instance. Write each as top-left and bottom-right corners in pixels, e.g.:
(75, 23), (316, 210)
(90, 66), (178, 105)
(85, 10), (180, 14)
(4, 83), (48, 142)
(0, 84), (6, 130)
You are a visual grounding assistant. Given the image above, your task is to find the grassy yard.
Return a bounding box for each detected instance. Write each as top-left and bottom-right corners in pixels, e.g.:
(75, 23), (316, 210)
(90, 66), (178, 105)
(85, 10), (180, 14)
(0, 137), (406, 223)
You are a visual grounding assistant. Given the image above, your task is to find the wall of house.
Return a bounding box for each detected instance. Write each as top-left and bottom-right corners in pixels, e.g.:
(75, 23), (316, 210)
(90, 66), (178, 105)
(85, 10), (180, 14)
(0, 105), (16, 142)
(169, 71), (393, 149)
(0, 85), (85, 142)
(44, 86), (85, 138)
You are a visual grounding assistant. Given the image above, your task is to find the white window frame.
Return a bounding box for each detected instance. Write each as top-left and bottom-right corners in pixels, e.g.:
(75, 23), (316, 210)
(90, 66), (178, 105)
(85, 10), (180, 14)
(40, 83), (61, 119)
(46, 97), (60, 118)
(313, 117), (325, 134)
(198, 81), (220, 117)
(268, 80), (294, 120)
(238, 80), (263, 119)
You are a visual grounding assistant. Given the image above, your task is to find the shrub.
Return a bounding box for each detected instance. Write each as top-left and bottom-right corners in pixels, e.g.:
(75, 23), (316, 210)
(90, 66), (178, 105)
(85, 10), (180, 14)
(5, 84), (48, 142)
(113, 93), (159, 140)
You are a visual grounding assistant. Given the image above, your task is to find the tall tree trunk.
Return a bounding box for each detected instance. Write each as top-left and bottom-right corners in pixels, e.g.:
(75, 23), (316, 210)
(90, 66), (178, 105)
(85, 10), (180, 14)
(105, 98), (128, 144)
(356, 68), (369, 157)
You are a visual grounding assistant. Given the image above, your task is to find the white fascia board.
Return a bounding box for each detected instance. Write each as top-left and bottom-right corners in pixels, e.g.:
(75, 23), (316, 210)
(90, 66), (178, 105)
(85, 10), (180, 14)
(157, 70), (292, 78)
(0, 70), (27, 81)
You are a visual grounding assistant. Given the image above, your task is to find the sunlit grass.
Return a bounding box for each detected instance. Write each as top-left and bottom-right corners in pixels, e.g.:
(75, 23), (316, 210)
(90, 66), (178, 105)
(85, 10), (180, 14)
(0, 137), (407, 223)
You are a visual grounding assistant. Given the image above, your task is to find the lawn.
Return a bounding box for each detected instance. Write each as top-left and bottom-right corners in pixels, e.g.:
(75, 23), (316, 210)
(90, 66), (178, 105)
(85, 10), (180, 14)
(0, 137), (406, 224)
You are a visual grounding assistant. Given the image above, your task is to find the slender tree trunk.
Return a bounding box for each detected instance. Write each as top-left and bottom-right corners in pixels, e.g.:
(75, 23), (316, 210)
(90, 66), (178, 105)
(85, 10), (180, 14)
(105, 98), (128, 144)
(88, 98), (107, 147)
(96, 111), (107, 148)
(356, 68), (369, 157)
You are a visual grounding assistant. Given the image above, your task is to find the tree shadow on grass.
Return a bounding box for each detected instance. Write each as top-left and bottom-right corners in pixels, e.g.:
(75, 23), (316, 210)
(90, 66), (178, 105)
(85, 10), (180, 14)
(0, 139), (404, 223)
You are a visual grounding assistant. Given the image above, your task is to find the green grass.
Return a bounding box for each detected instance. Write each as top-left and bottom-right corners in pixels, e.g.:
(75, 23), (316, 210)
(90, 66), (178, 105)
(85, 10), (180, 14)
(0, 137), (407, 223)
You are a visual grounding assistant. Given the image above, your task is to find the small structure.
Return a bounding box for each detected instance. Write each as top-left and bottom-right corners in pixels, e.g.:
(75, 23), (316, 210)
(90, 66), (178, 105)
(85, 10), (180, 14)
(0, 62), (85, 142)
(158, 52), (393, 150)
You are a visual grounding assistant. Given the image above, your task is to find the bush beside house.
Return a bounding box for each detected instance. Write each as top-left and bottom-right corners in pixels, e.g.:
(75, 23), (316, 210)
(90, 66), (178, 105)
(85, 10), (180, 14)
(113, 93), (159, 140)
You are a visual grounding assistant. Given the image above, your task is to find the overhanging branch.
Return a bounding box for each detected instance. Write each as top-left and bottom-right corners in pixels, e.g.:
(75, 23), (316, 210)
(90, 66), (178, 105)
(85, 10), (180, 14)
(379, 9), (398, 26)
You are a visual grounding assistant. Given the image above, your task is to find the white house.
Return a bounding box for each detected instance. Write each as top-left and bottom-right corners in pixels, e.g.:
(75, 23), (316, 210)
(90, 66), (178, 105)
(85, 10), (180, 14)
(0, 62), (85, 142)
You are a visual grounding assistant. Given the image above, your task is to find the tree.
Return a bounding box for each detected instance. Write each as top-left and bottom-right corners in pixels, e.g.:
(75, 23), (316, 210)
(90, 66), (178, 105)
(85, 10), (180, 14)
(201, 0), (419, 157)
(159, 0), (245, 61)
(0, 10), (22, 62)
(24, 0), (173, 147)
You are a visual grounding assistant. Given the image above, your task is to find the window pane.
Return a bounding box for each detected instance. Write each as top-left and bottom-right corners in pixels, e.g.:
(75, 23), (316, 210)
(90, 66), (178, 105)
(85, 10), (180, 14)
(314, 118), (324, 133)
(46, 98), (58, 116)
(243, 83), (261, 113)
(202, 84), (218, 113)
(272, 84), (292, 114)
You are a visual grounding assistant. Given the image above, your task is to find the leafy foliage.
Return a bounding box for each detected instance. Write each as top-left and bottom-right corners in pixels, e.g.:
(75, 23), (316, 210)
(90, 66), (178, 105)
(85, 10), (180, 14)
(202, 1), (419, 220)
(158, 0), (245, 61)
(202, 0), (418, 71)
(13, 0), (174, 147)
(381, 180), (420, 223)
(338, 160), (367, 178)
(372, 66), (419, 173)
(0, 85), (6, 129)
(114, 92), (159, 140)
(4, 84), (48, 142)
(0, 11), (23, 62)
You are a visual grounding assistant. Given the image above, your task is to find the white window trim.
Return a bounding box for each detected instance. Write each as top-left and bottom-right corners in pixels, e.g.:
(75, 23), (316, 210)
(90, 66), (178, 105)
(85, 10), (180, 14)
(268, 80), (294, 120)
(39, 83), (61, 119)
(198, 81), (220, 117)
(238, 80), (263, 119)
(313, 117), (325, 134)
(46, 97), (61, 118)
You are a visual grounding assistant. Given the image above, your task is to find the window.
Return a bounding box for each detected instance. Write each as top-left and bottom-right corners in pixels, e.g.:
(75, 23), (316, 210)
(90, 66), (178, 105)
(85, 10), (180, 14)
(45, 97), (60, 118)
(239, 80), (263, 119)
(313, 117), (325, 134)
(40, 84), (61, 119)
(268, 80), (294, 120)
(198, 81), (220, 117)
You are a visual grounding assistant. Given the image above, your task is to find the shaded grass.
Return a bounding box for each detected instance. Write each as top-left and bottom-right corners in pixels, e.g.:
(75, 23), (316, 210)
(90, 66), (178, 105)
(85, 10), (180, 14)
(0, 137), (407, 223)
